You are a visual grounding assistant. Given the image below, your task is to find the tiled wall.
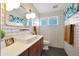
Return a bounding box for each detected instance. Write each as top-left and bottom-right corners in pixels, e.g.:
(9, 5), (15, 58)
(40, 10), (64, 48)
(74, 23), (79, 49)
(64, 22), (79, 56)
(74, 23), (79, 40)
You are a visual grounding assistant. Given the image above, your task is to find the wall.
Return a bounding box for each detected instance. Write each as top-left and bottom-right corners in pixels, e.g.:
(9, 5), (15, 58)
(64, 23), (79, 56)
(39, 10), (64, 48)
(64, 3), (79, 54)
(0, 3), (1, 25)
(1, 3), (40, 36)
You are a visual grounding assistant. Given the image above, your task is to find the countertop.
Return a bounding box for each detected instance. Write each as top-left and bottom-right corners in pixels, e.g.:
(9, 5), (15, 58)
(1, 35), (43, 56)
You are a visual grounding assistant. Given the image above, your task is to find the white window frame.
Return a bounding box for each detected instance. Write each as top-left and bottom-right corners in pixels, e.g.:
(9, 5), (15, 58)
(48, 16), (58, 25)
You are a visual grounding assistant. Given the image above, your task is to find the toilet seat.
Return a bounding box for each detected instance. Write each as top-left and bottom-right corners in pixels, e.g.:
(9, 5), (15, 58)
(43, 40), (50, 50)
(44, 40), (50, 44)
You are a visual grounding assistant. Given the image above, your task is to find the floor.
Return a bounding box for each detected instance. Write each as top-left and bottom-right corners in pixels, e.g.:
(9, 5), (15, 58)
(42, 46), (67, 56)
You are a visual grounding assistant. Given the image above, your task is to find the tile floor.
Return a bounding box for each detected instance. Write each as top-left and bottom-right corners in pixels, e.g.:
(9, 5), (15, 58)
(42, 46), (67, 56)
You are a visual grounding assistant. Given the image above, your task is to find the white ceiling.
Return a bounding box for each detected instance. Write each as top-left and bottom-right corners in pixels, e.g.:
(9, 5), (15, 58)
(7, 3), (38, 19)
(7, 3), (71, 19)
(7, 7), (27, 18)
(20, 3), (39, 17)
(33, 3), (70, 14)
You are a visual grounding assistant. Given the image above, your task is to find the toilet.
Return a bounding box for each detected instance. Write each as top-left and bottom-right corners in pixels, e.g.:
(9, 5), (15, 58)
(43, 40), (50, 50)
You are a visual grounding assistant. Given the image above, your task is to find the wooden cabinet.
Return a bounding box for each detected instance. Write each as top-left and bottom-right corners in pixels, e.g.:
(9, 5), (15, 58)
(19, 49), (28, 56)
(28, 38), (43, 56)
(64, 24), (75, 45)
(40, 37), (43, 54)
(28, 40), (40, 56)
(19, 37), (43, 56)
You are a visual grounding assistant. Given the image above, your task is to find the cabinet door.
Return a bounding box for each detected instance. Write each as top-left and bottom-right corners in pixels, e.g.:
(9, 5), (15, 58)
(28, 40), (40, 56)
(19, 49), (28, 56)
(70, 25), (75, 44)
(64, 26), (67, 42)
(40, 37), (43, 54)
(66, 25), (71, 43)
(64, 25), (75, 45)
(28, 38), (43, 56)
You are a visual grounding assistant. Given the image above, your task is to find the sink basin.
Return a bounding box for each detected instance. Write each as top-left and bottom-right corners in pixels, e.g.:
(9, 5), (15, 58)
(13, 35), (39, 44)
(1, 35), (39, 49)
(14, 35), (37, 40)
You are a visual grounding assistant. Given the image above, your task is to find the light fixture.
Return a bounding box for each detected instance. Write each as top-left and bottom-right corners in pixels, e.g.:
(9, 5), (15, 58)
(13, 2), (20, 9)
(26, 9), (36, 19)
(26, 14), (31, 19)
(30, 12), (36, 19)
(6, 3), (14, 11)
(6, 0), (20, 11)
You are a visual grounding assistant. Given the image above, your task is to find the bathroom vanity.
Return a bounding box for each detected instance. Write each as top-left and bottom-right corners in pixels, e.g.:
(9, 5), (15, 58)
(1, 35), (43, 56)
(19, 37), (43, 56)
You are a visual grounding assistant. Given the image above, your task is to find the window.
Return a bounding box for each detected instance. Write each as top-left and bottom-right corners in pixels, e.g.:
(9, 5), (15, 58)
(33, 18), (40, 26)
(40, 18), (48, 26)
(64, 4), (77, 20)
(27, 20), (32, 26)
(49, 16), (58, 25)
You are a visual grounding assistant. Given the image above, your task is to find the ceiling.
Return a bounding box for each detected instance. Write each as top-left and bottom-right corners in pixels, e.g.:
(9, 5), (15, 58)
(7, 3), (71, 19)
(33, 3), (70, 14)
(20, 3), (34, 13)
(7, 6), (27, 18)
(7, 3), (38, 19)
(20, 3), (70, 17)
